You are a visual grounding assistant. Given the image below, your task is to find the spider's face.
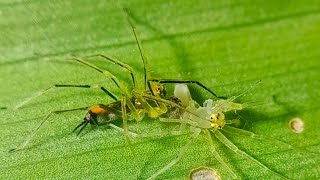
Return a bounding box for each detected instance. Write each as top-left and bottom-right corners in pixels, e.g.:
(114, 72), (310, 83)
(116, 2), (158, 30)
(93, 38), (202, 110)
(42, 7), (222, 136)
(210, 112), (225, 129)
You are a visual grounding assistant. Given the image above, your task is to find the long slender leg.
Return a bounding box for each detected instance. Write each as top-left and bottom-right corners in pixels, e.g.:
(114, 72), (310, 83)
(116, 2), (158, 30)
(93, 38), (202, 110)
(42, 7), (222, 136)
(203, 129), (237, 179)
(121, 97), (135, 154)
(72, 120), (88, 136)
(14, 84), (118, 109)
(121, 95), (152, 141)
(100, 87), (118, 101)
(136, 130), (185, 138)
(74, 121), (89, 136)
(109, 122), (185, 138)
(84, 54), (136, 88)
(147, 79), (224, 98)
(121, 96), (142, 179)
(109, 116), (188, 138)
(60, 57), (127, 93)
(159, 117), (198, 127)
(121, 97), (128, 142)
(159, 118), (186, 123)
(228, 80), (262, 102)
(108, 123), (138, 137)
(9, 107), (88, 152)
(147, 128), (201, 180)
(125, 96), (141, 121)
(222, 125), (319, 155)
(123, 8), (149, 90)
(133, 117), (188, 137)
(213, 130), (288, 179)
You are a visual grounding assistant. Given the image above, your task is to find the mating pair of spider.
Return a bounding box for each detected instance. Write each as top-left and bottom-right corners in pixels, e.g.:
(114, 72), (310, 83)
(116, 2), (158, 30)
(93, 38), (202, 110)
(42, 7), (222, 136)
(11, 10), (295, 180)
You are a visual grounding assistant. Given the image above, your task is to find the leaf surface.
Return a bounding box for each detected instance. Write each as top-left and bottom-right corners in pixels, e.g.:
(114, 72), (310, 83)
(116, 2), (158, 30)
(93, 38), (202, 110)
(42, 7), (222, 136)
(0, 0), (319, 179)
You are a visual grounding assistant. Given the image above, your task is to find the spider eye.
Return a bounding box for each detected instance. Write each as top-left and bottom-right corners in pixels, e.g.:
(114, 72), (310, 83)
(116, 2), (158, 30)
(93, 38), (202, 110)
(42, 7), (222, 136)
(210, 114), (217, 120)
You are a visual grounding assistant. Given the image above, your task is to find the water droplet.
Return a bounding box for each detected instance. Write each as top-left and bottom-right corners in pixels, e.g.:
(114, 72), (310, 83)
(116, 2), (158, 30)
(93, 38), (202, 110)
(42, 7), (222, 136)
(289, 117), (304, 133)
(189, 167), (220, 180)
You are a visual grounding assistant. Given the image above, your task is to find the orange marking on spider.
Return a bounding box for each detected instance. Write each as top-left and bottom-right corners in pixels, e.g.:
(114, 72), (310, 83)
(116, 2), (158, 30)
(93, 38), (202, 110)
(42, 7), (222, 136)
(90, 106), (108, 114)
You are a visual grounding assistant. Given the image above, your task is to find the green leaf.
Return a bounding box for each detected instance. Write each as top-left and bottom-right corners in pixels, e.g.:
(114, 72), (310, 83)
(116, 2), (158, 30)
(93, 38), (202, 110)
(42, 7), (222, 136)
(1, 0), (319, 179)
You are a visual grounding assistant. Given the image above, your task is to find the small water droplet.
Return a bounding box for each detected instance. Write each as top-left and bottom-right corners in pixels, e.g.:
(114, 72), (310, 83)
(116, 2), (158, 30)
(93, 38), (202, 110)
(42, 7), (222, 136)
(189, 167), (220, 180)
(289, 117), (304, 133)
